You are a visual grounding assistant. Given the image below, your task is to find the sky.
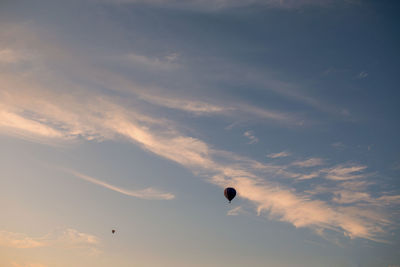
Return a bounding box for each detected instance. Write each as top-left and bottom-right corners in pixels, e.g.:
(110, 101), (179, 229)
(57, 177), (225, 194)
(1, 0), (400, 266)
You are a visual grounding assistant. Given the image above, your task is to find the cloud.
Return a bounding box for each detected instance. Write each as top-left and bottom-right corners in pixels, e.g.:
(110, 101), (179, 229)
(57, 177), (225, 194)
(0, 48), (25, 64)
(227, 175), (389, 241)
(267, 151), (291, 158)
(296, 171), (321, 180)
(53, 228), (99, 248)
(376, 195), (400, 206)
(137, 92), (227, 115)
(0, 24), (398, 243)
(323, 164), (367, 181)
(332, 190), (372, 204)
(0, 231), (46, 249)
(0, 107), (66, 139)
(11, 263), (48, 267)
(0, 228), (99, 250)
(357, 71), (368, 79)
(235, 103), (298, 124)
(68, 170), (175, 200)
(114, 82), (298, 124)
(292, 158), (324, 167)
(277, 163), (368, 181)
(1, 86), (397, 241)
(332, 141), (345, 149)
(240, 71), (351, 118)
(305, 180), (400, 207)
(0, 23), (304, 127)
(243, 130), (259, 144)
(227, 206), (243, 216)
(0, 90), (113, 143)
(99, 0), (354, 10)
(124, 52), (179, 70)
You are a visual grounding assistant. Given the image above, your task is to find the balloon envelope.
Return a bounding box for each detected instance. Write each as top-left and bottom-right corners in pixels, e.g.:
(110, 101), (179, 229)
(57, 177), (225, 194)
(224, 187), (236, 203)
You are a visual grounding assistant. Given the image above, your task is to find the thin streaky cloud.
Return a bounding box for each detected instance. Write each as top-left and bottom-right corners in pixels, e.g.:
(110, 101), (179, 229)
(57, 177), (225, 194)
(376, 195), (400, 206)
(0, 3), (398, 265)
(241, 71), (351, 118)
(357, 71), (368, 79)
(323, 164), (367, 181)
(0, 228), (99, 250)
(11, 263), (48, 267)
(296, 171), (321, 180)
(0, 108), (65, 139)
(124, 52), (180, 70)
(292, 158), (324, 167)
(1, 86), (397, 241)
(332, 190), (372, 204)
(0, 25), (304, 127)
(332, 141), (346, 149)
(227, 206), (243, 216)
(267, 151), (291, 158)
(0, 48), (24, 64)
(0, 49), (398, 241)
(222, 173), (390, 242)
(115, 83), (299, 124)
(68, 170), (175, 200)
(244, 130), (259, 144)
(0, 231), (46, 249)
(100, 0), (353, 10)
(138, 92), (226, 115)
(279, 163), (368, 181)
(90, 67), (302, 124)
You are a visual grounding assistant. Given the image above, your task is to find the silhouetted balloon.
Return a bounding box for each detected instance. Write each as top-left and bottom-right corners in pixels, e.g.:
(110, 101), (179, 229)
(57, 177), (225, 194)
(112, 229), (115, 234)
(224, 187), (236, 203)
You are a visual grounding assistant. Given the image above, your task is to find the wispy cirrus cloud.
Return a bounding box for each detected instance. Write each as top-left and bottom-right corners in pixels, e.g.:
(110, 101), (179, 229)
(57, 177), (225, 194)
(267, 151), (291, 158)
(99, 0), (356, 10)
(137, 92), (227, 115)
(332, 190), (372, 204)
(0, 24), (398, 244)
(357, 71), (368, 79)
(68, 170), (175, 200)
(0, 228), (99, 251)
(124, 52), (180, 70)
(323, 164), (367, 181)
(227, 206), (244, 216)
(332, 141), (346, 150)
(0, 24), (306, 127)
(1, 86), (397, 241)
(139, 92), (298, 124)
(243, 130), (259, 144)
(0, 231), (46, 249)
(0, 49), (25, 64)
(230, 176), (389, 241)
(291, 158), (324, 167)
(11, 263), (48, 267)
(275, 163), (368, 181)
(0, 107), (66, 139)
(99, 74), (299, 124)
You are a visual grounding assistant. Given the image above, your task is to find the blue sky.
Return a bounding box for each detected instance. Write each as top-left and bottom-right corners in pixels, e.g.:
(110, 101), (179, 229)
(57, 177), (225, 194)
(1, 0), (400, 266)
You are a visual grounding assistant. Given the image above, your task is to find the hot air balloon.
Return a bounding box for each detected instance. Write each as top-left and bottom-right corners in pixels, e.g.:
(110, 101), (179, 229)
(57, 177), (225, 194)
(224, 187), (236, 203)
(112, 229), (116, 234)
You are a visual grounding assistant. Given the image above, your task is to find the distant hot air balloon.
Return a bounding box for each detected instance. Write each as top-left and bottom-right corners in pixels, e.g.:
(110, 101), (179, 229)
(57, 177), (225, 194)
(112, 229), (116, 234)
(224, 187), (236, 203)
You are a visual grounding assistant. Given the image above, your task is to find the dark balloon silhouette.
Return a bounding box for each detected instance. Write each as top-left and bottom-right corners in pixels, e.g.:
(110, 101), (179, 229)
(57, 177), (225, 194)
(112, 229), (116, 234)
(224, 187), (236, 203)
